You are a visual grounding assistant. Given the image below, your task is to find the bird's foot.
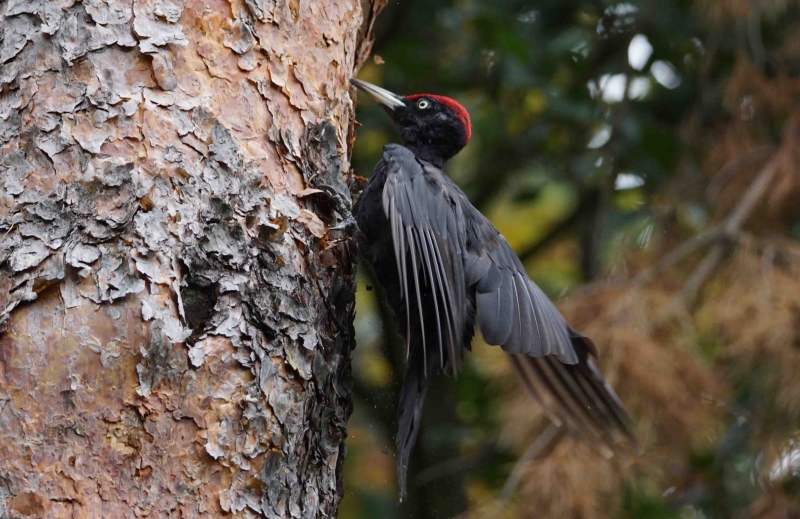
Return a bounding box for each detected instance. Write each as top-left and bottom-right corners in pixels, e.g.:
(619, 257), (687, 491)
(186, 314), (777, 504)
(316, 182), (362, 237)
(330, 212), (358, 232)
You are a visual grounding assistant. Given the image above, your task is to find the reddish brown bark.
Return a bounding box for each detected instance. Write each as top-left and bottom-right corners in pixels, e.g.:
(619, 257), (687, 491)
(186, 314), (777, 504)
(0, 0), (381, 516)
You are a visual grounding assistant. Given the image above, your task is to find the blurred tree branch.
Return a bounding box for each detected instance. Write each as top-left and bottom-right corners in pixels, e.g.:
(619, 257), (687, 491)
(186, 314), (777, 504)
(681, 158), (778, 302)
(573, 146), (780, 305)
(449, 421), (566, 519)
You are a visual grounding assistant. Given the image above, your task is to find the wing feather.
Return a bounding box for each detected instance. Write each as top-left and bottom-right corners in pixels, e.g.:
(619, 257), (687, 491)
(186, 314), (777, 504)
(381, 145), (467, 373)
(522, 356), (593, 436)
(422, 230), (448, 360)
(415, 228), (444, 361)
(405, 225), (428, 371)
(521, 280), (545, 355)
(542, 356), (615, 442)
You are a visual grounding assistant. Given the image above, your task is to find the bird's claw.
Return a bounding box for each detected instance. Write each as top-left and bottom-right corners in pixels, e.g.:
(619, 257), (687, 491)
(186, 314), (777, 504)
(330, 213), (358, 232)
(314, 182), (361, 236)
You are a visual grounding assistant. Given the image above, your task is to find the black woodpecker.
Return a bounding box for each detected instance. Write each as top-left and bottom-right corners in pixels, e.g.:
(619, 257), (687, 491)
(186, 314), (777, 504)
(351, 79), (638, 498)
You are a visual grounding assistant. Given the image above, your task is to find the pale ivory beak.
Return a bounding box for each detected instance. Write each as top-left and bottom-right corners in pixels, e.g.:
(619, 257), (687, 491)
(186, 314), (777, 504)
(351, 79), (405, 110)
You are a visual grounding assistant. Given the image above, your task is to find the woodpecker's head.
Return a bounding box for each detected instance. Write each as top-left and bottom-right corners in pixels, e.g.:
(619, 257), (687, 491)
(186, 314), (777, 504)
(352, 79), (471, 166)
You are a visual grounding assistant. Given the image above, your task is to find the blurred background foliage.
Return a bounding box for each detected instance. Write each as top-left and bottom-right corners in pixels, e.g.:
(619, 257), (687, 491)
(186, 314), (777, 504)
(342, 0), (800, 517)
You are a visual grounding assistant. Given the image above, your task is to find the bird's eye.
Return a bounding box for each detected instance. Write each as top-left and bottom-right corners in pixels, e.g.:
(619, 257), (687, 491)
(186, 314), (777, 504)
(416, 99), (430, 110)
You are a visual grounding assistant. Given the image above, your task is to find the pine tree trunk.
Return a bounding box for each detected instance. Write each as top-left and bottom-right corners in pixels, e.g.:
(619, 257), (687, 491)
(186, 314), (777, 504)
(0, 0), (381, 516)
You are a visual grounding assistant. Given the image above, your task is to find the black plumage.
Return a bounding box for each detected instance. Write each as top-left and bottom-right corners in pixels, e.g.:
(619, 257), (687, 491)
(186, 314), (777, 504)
(352, 79), (637, 498)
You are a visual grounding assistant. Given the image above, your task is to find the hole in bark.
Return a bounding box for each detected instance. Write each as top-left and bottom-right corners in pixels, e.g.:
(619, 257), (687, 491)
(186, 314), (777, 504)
(256, 217), (288, 245)
(61, 389), (75, 409)
(251, 318), (277, 341)
(305, 193), (338, 222)
(181, 280), (217, 336)
(204, 197), (234, 223)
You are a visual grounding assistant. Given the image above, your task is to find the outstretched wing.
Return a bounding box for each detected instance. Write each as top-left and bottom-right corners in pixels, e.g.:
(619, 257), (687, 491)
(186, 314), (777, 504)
(381, 144), (468, 375)
(463, 219), (577, 362)
(462, 203), (637, 448)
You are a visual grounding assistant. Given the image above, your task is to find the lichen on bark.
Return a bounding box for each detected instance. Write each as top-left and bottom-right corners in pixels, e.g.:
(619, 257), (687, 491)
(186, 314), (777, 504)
(0, 0), (380, 517)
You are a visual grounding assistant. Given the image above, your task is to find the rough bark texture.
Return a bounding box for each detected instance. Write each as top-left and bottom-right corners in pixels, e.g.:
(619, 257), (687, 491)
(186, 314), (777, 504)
(0, 0), (381, 516)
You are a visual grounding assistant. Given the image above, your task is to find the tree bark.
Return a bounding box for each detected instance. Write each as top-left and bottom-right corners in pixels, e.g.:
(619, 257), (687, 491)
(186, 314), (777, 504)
(0, 0), (381, 517)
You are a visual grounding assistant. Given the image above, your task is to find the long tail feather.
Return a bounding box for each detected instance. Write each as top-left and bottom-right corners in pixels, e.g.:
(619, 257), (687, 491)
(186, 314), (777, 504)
(510, 333), (638, 456)
(396, 347), (439, 499)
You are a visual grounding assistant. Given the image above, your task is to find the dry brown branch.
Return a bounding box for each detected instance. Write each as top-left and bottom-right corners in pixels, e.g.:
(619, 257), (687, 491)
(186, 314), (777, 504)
(680, 243), (728, 300)
(722, 160), (778, 234)
(572, 150), (779, 304)
(450, 421), (566, 519)
(633, 229), (722, 284)
(496, 422), (566, 505)
(679, 159), (777, 302)
(706, 144), (775, 199)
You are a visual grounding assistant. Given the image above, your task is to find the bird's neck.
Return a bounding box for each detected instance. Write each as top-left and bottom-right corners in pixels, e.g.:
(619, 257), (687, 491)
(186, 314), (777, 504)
(403, 143), (449, 169)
